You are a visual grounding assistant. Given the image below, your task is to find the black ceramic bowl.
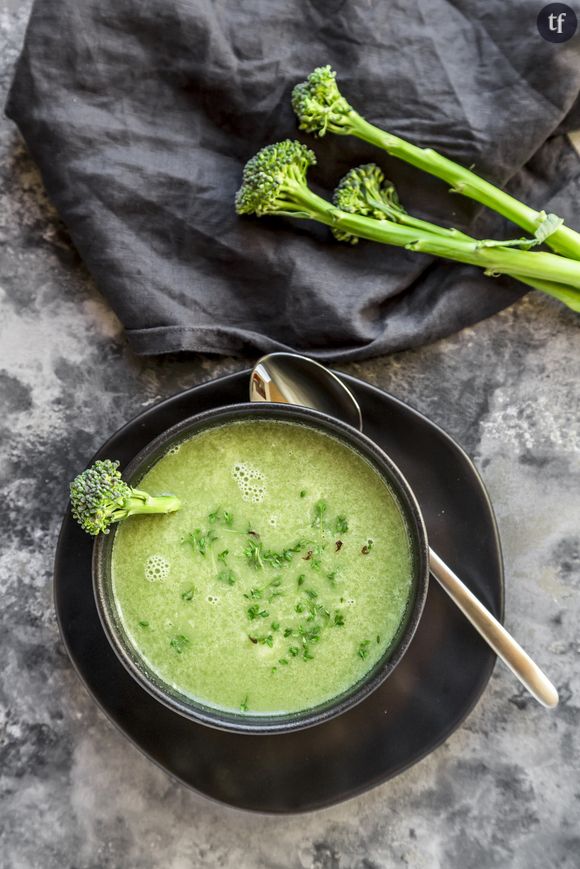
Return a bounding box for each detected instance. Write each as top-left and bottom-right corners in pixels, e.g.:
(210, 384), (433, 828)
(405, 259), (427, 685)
(93, 403), (429, 734)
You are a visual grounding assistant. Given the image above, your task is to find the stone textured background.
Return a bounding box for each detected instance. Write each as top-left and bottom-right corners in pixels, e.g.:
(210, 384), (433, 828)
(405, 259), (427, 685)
(1, 2), (579, 866)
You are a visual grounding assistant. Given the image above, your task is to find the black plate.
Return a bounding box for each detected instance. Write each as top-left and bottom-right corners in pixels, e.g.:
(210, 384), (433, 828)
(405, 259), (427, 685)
(54, 371), (503, 814)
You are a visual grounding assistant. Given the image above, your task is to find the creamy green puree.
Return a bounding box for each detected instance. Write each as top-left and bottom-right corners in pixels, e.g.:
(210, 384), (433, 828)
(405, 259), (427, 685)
(111, 420), (413, 715)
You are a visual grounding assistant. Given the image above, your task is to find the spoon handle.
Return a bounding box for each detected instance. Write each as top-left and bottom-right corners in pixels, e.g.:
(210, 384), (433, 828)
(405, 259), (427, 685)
(428, 548), (559, 708)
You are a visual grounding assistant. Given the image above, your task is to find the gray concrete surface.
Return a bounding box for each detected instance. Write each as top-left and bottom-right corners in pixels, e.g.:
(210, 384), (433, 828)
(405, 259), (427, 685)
(1, 3), (579, 867)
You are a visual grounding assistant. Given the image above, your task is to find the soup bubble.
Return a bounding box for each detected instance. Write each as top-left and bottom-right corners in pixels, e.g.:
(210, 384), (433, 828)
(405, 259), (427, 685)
(144, 554), (170, 582)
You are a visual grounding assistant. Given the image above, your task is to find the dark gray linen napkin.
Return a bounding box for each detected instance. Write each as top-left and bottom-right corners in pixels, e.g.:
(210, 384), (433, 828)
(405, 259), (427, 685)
(6, 0), (580, 359)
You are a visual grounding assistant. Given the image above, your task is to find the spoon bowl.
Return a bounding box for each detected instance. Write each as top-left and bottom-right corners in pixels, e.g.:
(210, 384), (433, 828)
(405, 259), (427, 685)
(250, 353), (363, 431)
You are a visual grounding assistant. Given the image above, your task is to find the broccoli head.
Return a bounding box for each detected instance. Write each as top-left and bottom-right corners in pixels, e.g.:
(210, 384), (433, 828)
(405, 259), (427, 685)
(70, 459), (181, 536)
(333, 164), (403, 219)
(291, 65), (356, 136)
(235, 140), (320, 218)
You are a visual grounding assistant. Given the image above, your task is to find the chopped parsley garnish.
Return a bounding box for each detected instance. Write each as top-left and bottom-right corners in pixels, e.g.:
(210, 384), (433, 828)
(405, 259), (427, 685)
(209, 507), (234, 527)
(244, 536), (304, 570)
(138, 620), (149, 628)
(217, 569), (236, 586)
(334, 612), (345, 626)
(312, 499), (328, 529)
(327, 570), (337, 587)
(271, 621), (280, 631)
(217, 549), (229, 564)
(279, 658), (289, 665)
(244, 538), (264, 569)
(358, 640), (371, 660)
(170, 635), (190, 654)
(335, 515), (349, 534)
(185, 528), (218, 556)
(250, 634), (273, 647)
(297, 574), (305, 587)
(181, 587), (195, 601)
(247, 604), (269, 621)
(240, 695), (249, 712)
(300, 489), (307, 498)
(305, 588), (318, 599)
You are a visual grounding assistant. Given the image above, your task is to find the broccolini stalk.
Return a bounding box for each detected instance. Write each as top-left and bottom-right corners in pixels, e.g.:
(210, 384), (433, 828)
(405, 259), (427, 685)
(235, 141), (580, 307)
(292, 66), (580, 261)
(334, 164), (580, 309)
(70, 459), (181, 536)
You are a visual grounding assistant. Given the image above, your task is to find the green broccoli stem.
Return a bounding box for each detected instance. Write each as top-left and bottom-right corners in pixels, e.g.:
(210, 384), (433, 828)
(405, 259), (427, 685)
(346, 114), (580, 261)
(366, 195), (475, 241)
(508, 277), (580, 312)
(286, 182), (580, 295)
(363, 192), (579, 306)
(116, 491), (181, 519)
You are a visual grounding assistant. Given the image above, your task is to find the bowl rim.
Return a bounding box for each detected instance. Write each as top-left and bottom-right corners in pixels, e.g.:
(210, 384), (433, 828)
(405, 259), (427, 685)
(93, 402), (429, 734)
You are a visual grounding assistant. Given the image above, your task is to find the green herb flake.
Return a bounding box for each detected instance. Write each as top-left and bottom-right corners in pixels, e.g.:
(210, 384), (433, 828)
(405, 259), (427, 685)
(358, 640), (371, 660)
(138, 620), (149, 628)
(240, 695), (249, 712)
(181, 587), (195, 601)
(305, 588), (318, 599)
(279, 658), (289, 665)
(217, 549), (229, 564)
(244, 538), (264, 570)
(217, 569), (236, 586)
(170, 635), (190, 654)
(186, 528), (218, 556)
(327, 570), (337, 587)
(300, 489), (307, 498)
(335, 515), (349, 534)
(312, 499), (328, 529)
(247, 604), (269, 621)
(223, 510), (234, 527)
(334, 611), (345, 627)
(303, 648), (314, 661)
(288, 646), (299, 657)
(283, 627), (294, 638)
(271, 621), (280, 632)
(208, 507), (220, 524)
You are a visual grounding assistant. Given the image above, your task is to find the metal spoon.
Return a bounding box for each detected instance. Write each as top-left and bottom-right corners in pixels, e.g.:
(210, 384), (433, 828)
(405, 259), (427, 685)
(250, 352), (559, 708)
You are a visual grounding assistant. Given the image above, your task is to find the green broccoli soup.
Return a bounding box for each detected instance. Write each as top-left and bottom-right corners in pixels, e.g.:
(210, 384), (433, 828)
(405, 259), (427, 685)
(111, 420), (414, 715)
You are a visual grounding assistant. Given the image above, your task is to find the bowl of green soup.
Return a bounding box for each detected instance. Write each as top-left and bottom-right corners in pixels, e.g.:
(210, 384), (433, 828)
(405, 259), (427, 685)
(93, 403), (429, 733)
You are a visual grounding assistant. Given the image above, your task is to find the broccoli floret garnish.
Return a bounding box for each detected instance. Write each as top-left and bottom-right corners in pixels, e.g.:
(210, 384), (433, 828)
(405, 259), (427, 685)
(291, 65), (357, 137)
(70, 459), (181, 536)
(235, 140), (320, 218)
